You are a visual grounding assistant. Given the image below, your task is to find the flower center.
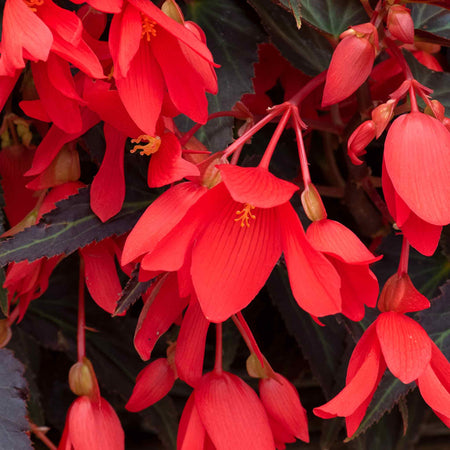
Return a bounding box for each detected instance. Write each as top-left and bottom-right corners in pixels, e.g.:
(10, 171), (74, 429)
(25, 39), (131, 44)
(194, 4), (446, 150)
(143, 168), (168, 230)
(130, 135), (161, 156)
(24, 0), (43, 11)
(141, 14), (157, 42)
(234, 203), (256, 228)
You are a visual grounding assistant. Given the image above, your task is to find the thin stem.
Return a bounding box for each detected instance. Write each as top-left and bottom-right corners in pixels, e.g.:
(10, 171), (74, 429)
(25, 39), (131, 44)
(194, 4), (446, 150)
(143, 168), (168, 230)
(29, 422), (57, 450)
(259, 107), (291, 169)
(214, 323), (223, 375)
(409, 85), (419, 113)
(288, 71), (327, 106)
(292, 107), (311, 186)
(232, 313), (265, 367)
(223, 106), (285, 158)
(77, 257), (86, 362)
(398, 237), (410, 276)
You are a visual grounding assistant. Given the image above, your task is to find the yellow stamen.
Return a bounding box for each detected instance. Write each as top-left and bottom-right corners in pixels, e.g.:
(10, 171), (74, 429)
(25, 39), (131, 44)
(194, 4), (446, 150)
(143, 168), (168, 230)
(24, 0), (43, 11)
(130, 135), (161, 156)
(234, 203), (256, 228)
(141, 14), (157, 42)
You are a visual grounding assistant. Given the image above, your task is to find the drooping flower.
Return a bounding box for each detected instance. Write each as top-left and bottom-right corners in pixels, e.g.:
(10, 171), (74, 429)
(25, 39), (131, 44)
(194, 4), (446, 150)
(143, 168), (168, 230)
(109, 0), (217, 135)
(383, 111), (450, 227)
(314, 273), (450, 436)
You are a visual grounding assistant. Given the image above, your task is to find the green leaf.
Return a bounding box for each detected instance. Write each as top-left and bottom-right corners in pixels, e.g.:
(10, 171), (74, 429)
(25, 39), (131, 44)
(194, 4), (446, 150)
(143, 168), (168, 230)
(299, 0), (367, 37)
(266, 265), (347, 397)
(277, 0), (302, 28)
(249, 0), (333, 75)
(0, 348), (32, 450)
(0, 186), (154, 266)
(411, 3), (450, 43)
(180, 0), (266, 152)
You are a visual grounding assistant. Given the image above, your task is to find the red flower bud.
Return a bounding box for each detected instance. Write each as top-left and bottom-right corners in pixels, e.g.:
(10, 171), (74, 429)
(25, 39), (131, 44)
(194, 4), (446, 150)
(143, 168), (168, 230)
(322, 23), (378, 107)
(387, 5), (415, 44)
(347, 120), (376, 165)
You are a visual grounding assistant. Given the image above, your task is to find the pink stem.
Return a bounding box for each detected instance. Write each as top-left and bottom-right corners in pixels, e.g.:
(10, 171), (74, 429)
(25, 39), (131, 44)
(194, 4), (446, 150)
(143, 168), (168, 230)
(214, 323), (223, 375)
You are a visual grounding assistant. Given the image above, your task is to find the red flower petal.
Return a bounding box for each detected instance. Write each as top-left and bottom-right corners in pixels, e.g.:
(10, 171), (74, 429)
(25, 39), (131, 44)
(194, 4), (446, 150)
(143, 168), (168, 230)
(31, 61), (82, 134)
(218, 165), (298, 208)
(279, 203), (341, 317)
(2, 0), (52, 73)
(306, 219), (381, 264)
(147, 132), (200, 188)
(259, 373), (309, 443)
(134, 273), (189, 360)
(195, 372), (275, 450)
(67, 396), (124, 450)
(177, 393), (206, 450)
(126, 358), (176, 412)
(115, 40), (164, 135)
(90, 125), (126, 222)
(129, 0), (216, 64)
(151, 27), (208, 124)
(80, 239), (123, 315)
(314, 323), (383, 420)
(384, 112), (450, 226)
(176, 298), (209, 388)
(122, 182), (207, 265)
(191, 188), (282, 322)
(376, 312), (431, 383)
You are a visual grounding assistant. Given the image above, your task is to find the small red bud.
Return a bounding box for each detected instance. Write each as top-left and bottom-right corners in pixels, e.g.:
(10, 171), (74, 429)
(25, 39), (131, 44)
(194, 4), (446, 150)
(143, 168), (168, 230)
(301, 183), (327, 221)
(68, 357), (99, 398)
(387, 5), (415, 45)
(371, 99), (396, 138)
(347, 120), (376, 165)
(378, 273), (430, 313)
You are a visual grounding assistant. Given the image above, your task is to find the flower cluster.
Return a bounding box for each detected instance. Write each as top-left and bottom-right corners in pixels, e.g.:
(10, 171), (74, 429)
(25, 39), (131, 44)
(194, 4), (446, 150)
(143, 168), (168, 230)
(0, 0), (448, 449)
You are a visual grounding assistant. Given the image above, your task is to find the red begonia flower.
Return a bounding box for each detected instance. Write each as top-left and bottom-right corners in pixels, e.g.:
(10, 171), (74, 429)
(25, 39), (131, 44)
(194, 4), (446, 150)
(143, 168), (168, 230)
(109, 0), (217, 135)
(384, 111), (450, 226)
(58, 395), (124, 450)
(306, 219), (380, 321)
(314, 310), (449, 437)
(195, 371), (276, 449)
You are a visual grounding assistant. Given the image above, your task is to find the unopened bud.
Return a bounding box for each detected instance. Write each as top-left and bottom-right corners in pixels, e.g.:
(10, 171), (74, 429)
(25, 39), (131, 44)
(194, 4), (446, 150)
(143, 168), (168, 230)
(378, 273), (430, 313)
(371, 100), (396, 138)
(387, 5), (414, 44)
(161, 0), (184, 24)
(424, 100), (445, 122)
(246, 353), (268, 379)
(347, 120), (376, 165)
(0, 320), (12, 348)
(69, 357), (98, 398)
(301, 184), (327, 222)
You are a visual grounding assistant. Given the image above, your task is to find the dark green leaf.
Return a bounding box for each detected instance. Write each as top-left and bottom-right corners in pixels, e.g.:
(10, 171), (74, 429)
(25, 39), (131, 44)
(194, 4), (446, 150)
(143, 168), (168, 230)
(266, 265), (346, 397)
(419, 280), (450, 357)
(114, 265), (154, 316)
(0, 348), (32, 450)
(249, 0), (333, 76)
(406, 51), (450, 111)
(180, 0), (266, 152)
(277, 0), (302, 28)
(0, 186), (154, 266)
(350, 374), (414, 440)
(299, 0), (367, 36)
(411, 3), (450, 42)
